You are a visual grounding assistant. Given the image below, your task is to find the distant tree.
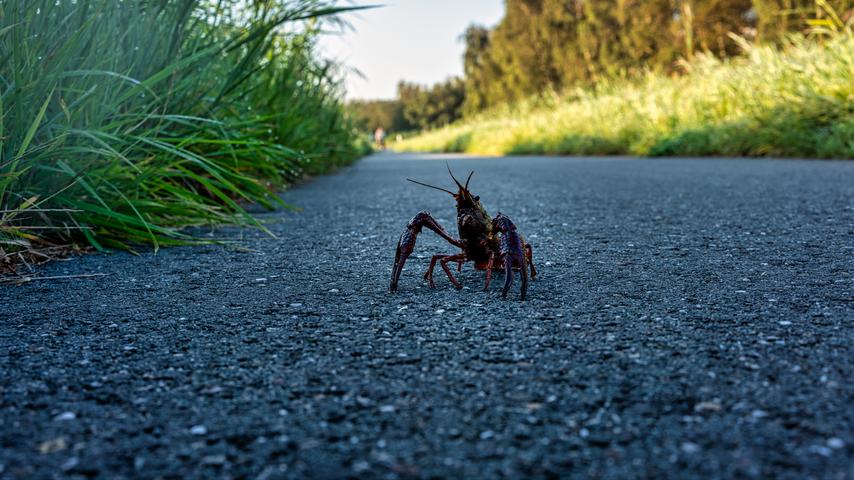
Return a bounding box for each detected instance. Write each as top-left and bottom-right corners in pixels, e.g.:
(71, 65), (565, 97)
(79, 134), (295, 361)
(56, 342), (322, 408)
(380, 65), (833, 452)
(397, 81), (426, 129)
(682, 0), (755, 57)
(462, 25), (498, 115)
(752, 0), (852, 42)
(485, 0), (566, 105)
(457, 0), (846, 117)
(397, 77), (466, 130)
(346, 99), (412, 133)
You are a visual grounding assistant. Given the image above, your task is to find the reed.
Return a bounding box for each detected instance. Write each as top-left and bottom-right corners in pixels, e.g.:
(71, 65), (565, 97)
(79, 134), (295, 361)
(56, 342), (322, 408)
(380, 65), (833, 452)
(0, 0), (368, 273)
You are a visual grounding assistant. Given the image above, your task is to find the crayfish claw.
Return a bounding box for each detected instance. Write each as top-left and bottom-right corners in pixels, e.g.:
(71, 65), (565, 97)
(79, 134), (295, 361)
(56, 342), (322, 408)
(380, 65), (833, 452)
(389, 211), (464, 292)
(492, 213), (530, 301)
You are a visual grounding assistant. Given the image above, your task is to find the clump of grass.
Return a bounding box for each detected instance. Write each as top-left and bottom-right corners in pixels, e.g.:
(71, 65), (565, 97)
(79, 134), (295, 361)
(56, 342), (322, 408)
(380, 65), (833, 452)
(0, 0), (369, 277)
(396, 30), (853, 159)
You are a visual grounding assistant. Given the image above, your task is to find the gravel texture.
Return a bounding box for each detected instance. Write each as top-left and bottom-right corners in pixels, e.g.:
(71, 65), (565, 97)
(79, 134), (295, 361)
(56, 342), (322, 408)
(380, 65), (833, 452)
(1, 153), (853, 479)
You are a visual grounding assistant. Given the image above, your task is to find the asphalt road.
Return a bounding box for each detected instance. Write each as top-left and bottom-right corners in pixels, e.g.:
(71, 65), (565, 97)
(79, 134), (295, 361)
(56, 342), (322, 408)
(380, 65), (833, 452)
(1, 153), (853, 479)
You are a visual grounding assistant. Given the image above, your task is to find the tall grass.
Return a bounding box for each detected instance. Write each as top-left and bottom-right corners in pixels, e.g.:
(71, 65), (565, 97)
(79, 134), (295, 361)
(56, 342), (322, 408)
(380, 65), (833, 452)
(395, 30), (854, 159)
(0, 0), (369, 274)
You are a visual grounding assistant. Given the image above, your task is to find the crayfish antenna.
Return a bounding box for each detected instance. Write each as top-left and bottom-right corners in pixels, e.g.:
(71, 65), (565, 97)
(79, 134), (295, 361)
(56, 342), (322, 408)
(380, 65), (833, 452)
(406, 178), (456, 196)
(464, 171), (474, 191)
(446, 162), (464, 190)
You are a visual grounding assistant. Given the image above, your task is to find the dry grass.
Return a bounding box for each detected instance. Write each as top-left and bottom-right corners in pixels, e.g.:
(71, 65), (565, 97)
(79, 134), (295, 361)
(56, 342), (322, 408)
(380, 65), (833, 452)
(396, 32), (853, 159)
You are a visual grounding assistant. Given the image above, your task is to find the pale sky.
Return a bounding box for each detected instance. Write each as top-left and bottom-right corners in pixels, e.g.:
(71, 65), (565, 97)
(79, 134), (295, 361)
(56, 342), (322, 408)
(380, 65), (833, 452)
(319, 0), (505, 100)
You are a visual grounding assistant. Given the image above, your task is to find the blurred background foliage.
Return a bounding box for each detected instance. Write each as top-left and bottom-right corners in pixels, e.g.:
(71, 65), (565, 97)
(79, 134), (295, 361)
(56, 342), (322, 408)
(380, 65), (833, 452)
(350, 0), (853, 134)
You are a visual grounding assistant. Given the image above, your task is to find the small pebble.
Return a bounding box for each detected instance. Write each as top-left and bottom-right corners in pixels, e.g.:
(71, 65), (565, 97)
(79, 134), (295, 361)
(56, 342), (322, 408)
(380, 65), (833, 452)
(54, 412), (76, 421)
(190, 425), (207, 436)
(202, 454), (226, 465)
(60, 457), (79, 471)
(809, 445), (832, 457)
(778, 320), (792, 326)
(435, 309), (445, 314)
(379, 405), (396, 413)
(694, 401), (722, 413)
(681, 442), (701, 454)
(827, 437), (844, 449)
(38, 438), (67, 454)
(479, 430), (495, 440)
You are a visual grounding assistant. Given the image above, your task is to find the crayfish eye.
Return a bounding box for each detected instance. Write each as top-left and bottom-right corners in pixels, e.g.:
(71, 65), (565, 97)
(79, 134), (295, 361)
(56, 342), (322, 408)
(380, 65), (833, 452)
(474, 196), (480, 202)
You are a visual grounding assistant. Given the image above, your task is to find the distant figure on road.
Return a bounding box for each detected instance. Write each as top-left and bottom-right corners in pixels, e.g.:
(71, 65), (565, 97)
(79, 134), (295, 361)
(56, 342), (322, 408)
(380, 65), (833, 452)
(374, 126), (386, 150)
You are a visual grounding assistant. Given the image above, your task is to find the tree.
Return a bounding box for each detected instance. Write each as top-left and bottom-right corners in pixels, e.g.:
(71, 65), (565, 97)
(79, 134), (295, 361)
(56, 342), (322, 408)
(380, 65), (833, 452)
(397, 78), (466, 130)
(346, 99), (411, 133)
(457, 0), (849, 117)
(752, 0), (852, 42)
(462, 25), (498, 115)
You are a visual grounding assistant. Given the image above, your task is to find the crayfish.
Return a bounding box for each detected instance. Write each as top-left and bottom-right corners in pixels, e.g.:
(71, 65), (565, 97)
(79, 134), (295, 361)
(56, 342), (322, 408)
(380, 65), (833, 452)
(389, 165), (537, 300)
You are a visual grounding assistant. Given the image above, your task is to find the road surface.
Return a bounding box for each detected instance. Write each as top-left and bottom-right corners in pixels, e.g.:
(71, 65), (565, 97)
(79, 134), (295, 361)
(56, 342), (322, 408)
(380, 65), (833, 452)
(1, 153), (853, 479)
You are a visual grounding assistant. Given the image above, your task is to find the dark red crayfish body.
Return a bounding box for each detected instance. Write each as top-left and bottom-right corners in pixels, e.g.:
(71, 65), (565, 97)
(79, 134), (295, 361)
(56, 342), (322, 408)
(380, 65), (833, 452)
(389, 165), (537, 300)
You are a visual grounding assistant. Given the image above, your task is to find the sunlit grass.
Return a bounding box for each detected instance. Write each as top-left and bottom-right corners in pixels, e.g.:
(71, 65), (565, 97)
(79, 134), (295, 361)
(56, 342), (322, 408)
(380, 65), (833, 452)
(396, 32), (853, 159)
(0, 0), (369, 273)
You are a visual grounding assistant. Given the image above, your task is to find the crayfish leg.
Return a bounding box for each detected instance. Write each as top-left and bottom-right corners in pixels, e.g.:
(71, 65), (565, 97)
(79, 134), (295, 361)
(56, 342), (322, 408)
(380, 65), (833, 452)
(525, 243), (537, 279)
(439, 253), (466, 289)
(483, 252), (495, 291)
(519, 256), (529, 301)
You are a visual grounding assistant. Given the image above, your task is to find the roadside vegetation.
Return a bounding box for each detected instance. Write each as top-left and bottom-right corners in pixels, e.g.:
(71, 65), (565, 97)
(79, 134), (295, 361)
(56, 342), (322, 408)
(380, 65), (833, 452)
(370, 0), (853, 158)
(395, 30), (853, 157)
(0, 0), (369, 278)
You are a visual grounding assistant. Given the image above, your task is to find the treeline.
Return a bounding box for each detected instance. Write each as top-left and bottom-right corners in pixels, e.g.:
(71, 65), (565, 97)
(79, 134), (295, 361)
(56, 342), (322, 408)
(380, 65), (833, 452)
(349, 0), (852, 132)
(462, 0), (852, 112)
(348, 78), (465, 133)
